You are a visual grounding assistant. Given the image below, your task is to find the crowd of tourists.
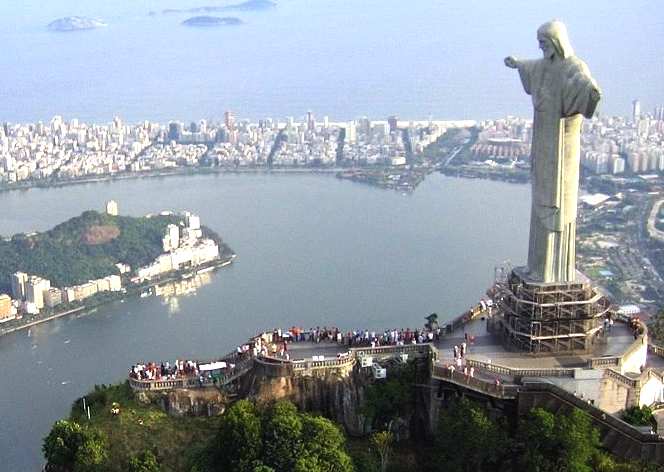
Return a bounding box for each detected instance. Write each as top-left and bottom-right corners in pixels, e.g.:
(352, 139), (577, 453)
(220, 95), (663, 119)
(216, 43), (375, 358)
(129, 359), (200, 381)
(267, 326), (444, 348)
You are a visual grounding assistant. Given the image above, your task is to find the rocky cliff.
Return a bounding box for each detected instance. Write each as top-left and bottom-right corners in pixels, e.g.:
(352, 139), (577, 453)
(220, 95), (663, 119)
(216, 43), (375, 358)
(136, 387), (227, 417)
(241, 365), (371, 435)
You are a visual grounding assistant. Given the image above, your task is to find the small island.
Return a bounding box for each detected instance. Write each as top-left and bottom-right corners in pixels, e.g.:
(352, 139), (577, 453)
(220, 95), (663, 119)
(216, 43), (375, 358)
(0, 202), (234, 334)
(182, 16), (243, 27)
(47, 16), (107, 32)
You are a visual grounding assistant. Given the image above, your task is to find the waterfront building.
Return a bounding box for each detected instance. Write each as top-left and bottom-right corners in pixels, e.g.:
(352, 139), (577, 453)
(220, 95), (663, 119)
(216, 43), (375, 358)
(72, 282), (98, 301)
(11, 272), (28, 300)
(26, 276), (51, 310)
(96, 278), (111, 293)
(44, 288), (63, 308)
(0, 294), (13, 321)
(168, 224), (180, 250)
(185, 212), (200, 230)
(62, 288), (76, 304)
(105, 200), (118, 216)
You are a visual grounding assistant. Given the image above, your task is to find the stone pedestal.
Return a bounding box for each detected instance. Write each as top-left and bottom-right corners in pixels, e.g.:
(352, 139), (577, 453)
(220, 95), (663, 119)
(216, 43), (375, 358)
(498, 267), (611, 354)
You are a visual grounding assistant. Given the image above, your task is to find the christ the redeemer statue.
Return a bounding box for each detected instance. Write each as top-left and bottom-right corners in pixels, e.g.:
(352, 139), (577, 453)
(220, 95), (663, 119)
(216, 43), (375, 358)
(505, 20), (601, 283)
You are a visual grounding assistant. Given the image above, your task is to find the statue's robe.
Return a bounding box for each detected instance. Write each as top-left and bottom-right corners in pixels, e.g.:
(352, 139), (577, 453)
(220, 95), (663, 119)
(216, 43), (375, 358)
(518, 56), (600, 283)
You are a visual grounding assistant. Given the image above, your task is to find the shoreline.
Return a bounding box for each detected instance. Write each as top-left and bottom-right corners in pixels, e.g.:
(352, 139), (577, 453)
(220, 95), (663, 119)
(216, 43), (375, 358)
(0, 306), (87, 336)
(0, 167), (343, 194)
(0, 254), (235, 338)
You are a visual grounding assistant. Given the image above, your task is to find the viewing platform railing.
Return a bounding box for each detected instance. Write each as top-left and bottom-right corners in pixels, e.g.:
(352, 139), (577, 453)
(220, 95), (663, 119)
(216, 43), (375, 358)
(463, 358), (576, 378)
(431, 364), (519, 399)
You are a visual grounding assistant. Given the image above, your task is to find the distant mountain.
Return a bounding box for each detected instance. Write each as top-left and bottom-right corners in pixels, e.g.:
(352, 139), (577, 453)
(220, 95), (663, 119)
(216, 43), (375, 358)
(182, 16), (243, 27)
(162, 0), (276, 15)
(47, 16), (107, 32)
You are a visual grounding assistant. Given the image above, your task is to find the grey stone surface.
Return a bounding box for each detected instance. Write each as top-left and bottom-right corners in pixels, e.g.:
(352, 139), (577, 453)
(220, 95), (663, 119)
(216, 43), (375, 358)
(505, 20), (601, 282)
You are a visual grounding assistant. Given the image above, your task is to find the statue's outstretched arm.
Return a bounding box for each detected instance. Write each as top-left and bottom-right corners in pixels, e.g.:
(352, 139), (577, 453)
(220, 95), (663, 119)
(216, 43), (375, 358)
(504, 56), (519, 69)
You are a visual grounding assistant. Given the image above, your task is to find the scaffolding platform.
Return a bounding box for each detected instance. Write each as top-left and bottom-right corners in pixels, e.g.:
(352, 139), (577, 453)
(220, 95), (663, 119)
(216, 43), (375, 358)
(496, 266), (612, 354)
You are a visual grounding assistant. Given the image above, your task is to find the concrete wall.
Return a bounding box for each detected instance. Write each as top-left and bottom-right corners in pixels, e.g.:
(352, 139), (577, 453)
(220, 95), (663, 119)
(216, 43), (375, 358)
(640, 375), (664, 407)
(597, 375), (635, 414)
(620, 338), (648, 375)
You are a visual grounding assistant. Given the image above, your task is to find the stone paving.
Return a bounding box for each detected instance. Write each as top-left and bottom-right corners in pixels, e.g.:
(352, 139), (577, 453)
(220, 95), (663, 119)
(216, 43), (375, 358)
(433, 316), (638, 369)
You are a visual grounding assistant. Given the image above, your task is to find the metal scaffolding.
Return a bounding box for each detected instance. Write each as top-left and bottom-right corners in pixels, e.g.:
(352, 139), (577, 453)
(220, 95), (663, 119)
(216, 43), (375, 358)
(495, 268), (612, 354)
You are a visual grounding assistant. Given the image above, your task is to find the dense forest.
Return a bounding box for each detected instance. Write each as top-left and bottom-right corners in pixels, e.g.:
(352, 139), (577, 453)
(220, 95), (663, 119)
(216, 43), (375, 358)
(0, 210), (225, 293)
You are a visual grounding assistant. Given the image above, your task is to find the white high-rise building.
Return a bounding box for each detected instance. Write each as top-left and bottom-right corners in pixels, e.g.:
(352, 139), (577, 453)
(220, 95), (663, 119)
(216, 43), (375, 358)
(11, 272), (28, 300)
(106, 200), (118, 216)
(26, 276), (51, 310)
(346, 121), (357, 144)
(186, 213), (200, 230)
(632, 99), (641, 123)
(163, 224), (180, 252)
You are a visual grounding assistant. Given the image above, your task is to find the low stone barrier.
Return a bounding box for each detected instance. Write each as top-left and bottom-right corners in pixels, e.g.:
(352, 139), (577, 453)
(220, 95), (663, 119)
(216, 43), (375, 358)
(465, 358), (575, 378)
(431, 364), (519, 398)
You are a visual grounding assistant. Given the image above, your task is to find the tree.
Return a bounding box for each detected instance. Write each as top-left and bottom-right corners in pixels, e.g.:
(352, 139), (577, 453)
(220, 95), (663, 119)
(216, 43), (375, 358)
(301, 415), (354, 472)
(43, 420), (108, 471)
(362, 362), (416, 429)
(73, 435), (108, 472)
(517, 408), (601, 472)
(557, 409), (602, 472)
(370, 431), (394, 472)
(516, 407), (558, 471)
(127, 450), (160, 472)
(206, 400), (354, 472)
(262, 401), (304, 472)
(622, 405), (657, 430)
(212, 400), (262, 472)
(433, 398), (507, 472)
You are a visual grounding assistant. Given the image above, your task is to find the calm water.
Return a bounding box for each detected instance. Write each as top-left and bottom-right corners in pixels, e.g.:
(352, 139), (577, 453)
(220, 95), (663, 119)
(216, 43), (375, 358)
(0, 0), (662, 123)
(0, 173), (529, 469)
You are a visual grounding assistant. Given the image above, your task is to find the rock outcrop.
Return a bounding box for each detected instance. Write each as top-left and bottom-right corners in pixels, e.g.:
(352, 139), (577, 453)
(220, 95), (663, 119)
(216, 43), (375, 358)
(242, 364), (371, 435)
(137, 387), (227, 416)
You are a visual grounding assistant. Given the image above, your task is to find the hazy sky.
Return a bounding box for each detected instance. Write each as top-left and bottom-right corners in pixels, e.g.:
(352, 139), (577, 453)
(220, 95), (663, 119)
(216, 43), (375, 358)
(0, 0), (662, 122)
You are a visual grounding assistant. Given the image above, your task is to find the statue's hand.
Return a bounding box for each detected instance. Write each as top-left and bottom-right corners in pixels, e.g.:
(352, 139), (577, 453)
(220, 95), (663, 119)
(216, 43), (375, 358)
(504, 56), (519, 69)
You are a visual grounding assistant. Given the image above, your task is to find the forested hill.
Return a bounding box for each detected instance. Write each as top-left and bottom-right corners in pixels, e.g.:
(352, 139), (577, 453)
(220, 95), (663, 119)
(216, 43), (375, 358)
(0, 211), (227, 293)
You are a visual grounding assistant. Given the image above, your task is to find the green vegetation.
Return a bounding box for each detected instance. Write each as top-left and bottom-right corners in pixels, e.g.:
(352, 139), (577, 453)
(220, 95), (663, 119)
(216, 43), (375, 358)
(362, 361), (416, 429)
(200, 400), (354, 472)
(44, 386), (353, 472)
(44, 382), (222, 471)
(370, 431), (394, 472)
(515, 407), (600, 472)
(420, 127), (478, 165)
(622, 405), (657, 430)
(648, 309), (664, 344)
(45, 382), (664, 472)
(0, 210), (228, 294)
(429, 397), (509, 472)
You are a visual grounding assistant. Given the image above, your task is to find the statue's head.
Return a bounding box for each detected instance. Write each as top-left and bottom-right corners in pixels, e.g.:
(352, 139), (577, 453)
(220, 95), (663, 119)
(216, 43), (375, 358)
(537, 20), (574, 60)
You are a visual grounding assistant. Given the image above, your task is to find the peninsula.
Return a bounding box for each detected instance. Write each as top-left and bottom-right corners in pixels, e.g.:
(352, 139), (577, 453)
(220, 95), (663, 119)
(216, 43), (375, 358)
(0, 202), (234, 334)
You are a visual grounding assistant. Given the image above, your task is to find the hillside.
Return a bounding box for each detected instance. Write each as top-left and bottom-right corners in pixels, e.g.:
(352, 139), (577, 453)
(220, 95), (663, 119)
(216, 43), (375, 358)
(0, 211), (227, 293)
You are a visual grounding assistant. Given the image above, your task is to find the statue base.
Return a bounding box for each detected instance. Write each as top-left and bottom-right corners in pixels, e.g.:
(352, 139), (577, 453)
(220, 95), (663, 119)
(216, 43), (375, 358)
(496, 267), (611, 354)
